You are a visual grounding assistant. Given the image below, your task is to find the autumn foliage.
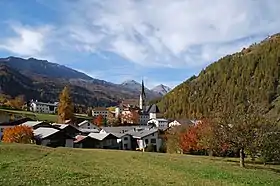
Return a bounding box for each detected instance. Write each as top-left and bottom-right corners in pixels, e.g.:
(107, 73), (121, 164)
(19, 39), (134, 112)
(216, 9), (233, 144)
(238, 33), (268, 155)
(180, 125), (201, 153)
(121, 110), (139, 124)
(2, 125), (34, 143)
(94, 114), (104, 127)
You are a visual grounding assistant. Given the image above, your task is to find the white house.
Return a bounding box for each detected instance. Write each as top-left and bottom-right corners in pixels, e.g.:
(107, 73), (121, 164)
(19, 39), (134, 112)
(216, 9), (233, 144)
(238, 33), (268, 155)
(100, 130), (132, 150)
(129, 128), (161, 152)
(92, 107), (108, 118)
(78, 120), (100, 130)
(147, 118), (169, 130)
(30, 100), (58, 114)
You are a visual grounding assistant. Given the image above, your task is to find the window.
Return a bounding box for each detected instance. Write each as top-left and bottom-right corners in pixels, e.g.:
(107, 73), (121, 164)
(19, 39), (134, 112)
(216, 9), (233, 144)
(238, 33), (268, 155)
(151, 139), (156, 144)
(145, 139), (149, 144)
(88, 123), (90, 127)
(124, 137), (128, 141)
(0, 128), (4, 132)
(151, 133), (154, 136)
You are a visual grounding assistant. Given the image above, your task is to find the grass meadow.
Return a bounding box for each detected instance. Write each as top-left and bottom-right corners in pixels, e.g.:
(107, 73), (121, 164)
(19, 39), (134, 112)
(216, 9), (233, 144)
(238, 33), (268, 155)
(0, 144), (279, 186)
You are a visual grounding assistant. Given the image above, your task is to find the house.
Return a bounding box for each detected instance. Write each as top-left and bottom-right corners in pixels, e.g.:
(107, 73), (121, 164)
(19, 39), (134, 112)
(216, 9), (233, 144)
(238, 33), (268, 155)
(128, 128), (161, 152)
(21, 121), (53, 129)
(147, 118), (169, 130)
(34, 127), (74, 147)
(92, 107), (108, 118)
(110, 132), (132, 150)
(168, 119), (195, 128)
(30, 100), (58, 114)
(77, 120), (100, 130)
(52, 124), (81, 138)
(0, 118), (32, 140)
(145, 104), (160, 119)
(74, 133), (118, 149)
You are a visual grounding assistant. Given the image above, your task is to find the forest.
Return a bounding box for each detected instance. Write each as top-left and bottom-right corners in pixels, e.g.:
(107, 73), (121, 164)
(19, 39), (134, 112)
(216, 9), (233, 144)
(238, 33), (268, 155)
(158, 34), (280, 123)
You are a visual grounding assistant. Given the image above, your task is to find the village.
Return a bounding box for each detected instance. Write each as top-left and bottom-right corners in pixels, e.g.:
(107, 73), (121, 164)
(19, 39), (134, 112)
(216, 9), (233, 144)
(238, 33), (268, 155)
(0, 81), (197, 152)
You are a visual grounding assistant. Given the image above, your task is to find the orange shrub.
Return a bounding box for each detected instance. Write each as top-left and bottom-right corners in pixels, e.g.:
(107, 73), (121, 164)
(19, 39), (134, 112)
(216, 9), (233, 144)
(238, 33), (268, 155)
(2, 125), (34, 143)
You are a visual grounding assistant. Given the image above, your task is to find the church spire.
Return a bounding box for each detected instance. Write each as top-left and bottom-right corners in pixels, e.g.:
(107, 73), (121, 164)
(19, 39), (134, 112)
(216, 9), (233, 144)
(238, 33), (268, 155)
(141, 79), (146, 99)
(139, 79), (146, 110)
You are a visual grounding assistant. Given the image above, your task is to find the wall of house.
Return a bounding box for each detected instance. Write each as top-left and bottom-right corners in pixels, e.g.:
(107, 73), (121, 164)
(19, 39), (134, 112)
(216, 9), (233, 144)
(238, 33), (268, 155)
(139, 115), (149, 125)
(121, 135), (132, 150)
(142, 132), (161, 152)
(149, 113), (157, 119)
(41, 139), (51, 146)
(65, 139), (74, 147)
(92, 110), (108, 118)
(31, 103), (56, 114)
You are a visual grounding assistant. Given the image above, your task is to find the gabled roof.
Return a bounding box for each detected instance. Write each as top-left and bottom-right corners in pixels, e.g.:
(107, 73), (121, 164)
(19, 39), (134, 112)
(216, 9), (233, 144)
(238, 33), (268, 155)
(88, 133), (111, 140)
(144, 104), (160, 114)
(79, 128), (100, 133)
(34, 127), (60, 139)
(21, 121), (48, 127)
(111, 132), (130, 138)
(77, 120), (99, 128)
(128, 129), (158, 139)
(101, 126), (136, 133)
(52, 123), (80, 131)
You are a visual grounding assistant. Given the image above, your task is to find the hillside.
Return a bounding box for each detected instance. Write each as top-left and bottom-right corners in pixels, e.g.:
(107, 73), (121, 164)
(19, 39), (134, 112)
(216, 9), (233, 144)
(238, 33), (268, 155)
(0, 57), (162, 106)
(0, 144), (279, 186)
(0, 64), (118, 106)
(158, 34), (280, 120)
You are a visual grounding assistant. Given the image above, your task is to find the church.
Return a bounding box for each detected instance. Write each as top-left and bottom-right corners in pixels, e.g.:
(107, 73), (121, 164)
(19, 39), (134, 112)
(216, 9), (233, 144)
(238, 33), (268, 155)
(115, 80), (160, 125)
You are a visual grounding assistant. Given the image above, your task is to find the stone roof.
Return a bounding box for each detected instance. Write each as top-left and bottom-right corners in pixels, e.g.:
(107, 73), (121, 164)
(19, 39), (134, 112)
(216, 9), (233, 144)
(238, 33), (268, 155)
(21, 121), (48, 127)
(34, 127), (60, 139)
(128, 128), (158, 139)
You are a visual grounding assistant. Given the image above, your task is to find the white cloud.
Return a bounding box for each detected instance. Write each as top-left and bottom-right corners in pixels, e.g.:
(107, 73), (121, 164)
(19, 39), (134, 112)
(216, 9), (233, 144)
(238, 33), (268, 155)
(0, 23), (54, 60)
(58, 0), (280, 68)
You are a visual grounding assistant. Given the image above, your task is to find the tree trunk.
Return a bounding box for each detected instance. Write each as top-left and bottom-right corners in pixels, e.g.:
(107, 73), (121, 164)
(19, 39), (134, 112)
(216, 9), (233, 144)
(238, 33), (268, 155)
(239, 148), (245, 168)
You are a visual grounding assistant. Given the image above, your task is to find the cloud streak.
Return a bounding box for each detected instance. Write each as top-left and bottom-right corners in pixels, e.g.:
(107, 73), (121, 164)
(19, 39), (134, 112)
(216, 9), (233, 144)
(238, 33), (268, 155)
(59, 0), (280, 68)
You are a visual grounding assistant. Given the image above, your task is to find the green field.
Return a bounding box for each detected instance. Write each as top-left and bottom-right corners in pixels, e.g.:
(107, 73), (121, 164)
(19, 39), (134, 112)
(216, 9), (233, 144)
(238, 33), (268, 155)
(0, 144), (279, 186)
(0, 108), (91, 122)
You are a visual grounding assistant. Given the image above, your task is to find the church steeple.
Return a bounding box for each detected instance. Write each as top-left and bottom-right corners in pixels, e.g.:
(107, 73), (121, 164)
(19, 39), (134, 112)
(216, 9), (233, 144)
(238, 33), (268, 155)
(139, 79), (146, 110)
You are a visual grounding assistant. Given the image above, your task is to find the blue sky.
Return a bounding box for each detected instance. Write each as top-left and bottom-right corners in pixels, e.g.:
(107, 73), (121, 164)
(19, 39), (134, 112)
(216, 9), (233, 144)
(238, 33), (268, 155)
(0, 0), (280, 88)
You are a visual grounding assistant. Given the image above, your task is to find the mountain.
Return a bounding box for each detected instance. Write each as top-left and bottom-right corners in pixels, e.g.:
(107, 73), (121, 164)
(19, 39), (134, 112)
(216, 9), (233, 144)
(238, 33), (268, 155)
(0, 57), (160, 107)
(158, 33), (280, 122)
(120, 80), (162, 98)
(151, 84), (171, 96)
(0, 57), (93, 80)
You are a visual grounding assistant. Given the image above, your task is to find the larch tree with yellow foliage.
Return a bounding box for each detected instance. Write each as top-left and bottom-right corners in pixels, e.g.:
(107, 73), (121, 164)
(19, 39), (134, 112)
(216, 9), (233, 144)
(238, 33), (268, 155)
(57, 86), (74, 123)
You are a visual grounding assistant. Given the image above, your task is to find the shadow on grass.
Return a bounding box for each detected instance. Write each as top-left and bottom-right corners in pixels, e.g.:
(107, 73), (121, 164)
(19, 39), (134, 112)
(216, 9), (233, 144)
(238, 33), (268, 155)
(210, 158), (280, 174)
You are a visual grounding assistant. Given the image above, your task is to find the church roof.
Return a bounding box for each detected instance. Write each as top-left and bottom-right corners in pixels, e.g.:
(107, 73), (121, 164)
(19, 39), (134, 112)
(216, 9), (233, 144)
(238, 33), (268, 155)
(145, 104), (160, 113)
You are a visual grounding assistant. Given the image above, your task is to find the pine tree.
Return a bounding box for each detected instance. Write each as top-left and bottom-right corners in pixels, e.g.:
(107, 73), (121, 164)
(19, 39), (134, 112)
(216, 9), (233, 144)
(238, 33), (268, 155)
(57, 86), (74, 123)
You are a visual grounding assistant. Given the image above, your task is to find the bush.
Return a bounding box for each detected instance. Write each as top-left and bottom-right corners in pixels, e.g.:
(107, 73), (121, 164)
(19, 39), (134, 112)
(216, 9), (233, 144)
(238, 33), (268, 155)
(2, 125), (34, 144)
(146, 144), (155, 152)
(159, 142), (167, 153)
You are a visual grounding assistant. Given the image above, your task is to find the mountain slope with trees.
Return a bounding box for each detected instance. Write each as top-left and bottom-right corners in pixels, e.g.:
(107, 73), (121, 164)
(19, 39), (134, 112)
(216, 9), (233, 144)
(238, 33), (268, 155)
(158, 34), (280, 121)
(0, 57), (162, 106)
